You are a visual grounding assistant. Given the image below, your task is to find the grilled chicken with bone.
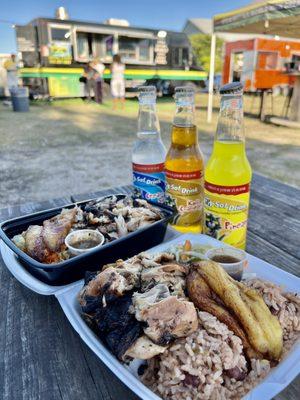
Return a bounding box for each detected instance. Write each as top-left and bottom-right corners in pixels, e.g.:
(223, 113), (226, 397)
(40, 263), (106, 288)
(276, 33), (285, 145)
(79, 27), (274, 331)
(79, 254), (197, 360)
(132, 284), (198, 345)
(79, 256), (142, 301)
(13, 208), (78, 263)
(140, 252), (188, 295)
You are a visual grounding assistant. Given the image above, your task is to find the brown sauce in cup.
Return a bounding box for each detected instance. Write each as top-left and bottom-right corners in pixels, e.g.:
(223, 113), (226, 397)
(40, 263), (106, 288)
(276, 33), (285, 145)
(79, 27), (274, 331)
(71, 239), (100, 250)
(211, 255), (240, 264)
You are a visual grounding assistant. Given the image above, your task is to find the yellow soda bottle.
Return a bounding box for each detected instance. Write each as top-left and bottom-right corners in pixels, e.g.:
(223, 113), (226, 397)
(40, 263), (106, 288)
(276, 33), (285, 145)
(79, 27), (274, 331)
(204, 82), (252, 249)
(165, 87), (205, 233)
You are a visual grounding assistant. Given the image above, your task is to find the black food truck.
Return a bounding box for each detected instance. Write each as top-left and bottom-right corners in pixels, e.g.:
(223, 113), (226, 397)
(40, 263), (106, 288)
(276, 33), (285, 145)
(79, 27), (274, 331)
(15, 11), (206, 97)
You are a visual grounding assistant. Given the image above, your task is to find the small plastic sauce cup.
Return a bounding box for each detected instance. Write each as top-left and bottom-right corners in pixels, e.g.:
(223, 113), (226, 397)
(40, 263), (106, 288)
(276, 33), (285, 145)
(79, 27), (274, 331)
(205, 247), (247, 281)
(65, 229), (105, 256)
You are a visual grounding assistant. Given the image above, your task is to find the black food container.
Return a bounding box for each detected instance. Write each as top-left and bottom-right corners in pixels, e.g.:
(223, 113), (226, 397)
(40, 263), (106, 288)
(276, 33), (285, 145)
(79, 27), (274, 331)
(0, 195), (174, 285)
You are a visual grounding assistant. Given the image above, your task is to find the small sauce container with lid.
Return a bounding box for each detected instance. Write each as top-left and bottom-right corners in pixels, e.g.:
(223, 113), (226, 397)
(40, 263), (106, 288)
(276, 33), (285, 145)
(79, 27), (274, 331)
(65, 229), (105, 256)
(205, 247), (247, 281)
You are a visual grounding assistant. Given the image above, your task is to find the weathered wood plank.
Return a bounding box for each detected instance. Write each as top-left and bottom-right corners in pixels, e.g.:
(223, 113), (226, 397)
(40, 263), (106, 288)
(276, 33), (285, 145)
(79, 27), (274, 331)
(246, 231), (299, 277)
(252, 173), (300, 207)
(248, 189), (300, 259)
(0, 197), (72, 223)
(78, 340), (138, 400)
(70, 185), (134, 203)
(0, 260), (138, 400)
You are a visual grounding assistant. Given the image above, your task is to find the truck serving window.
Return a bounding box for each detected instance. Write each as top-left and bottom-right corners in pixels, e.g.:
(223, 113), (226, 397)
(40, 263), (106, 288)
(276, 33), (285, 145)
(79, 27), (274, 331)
(118, 36), (152, 62)
(257, 51), (278, 70)
(92, 34), (113, 61)
(172, 48), (188, 67)
(77, 32), (89, 60)
(139, 39), (151, 61)
(51, 27), (70, 42)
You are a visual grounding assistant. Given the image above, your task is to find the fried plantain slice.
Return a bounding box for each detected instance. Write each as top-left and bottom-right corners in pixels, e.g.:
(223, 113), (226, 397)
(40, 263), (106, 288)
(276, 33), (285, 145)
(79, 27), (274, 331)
(194, 261), (283, 360)
(187, 269), (261, 359)
(237, 284), (283, 360)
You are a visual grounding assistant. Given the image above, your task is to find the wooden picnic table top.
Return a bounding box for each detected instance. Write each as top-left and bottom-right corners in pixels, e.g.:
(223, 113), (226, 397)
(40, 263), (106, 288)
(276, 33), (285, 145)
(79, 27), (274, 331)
(0, 173), (299, 400)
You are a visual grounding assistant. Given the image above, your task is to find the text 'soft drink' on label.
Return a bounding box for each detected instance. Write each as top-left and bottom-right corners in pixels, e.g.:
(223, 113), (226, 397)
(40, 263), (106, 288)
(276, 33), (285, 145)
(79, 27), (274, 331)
(204, 181), (250, 250)
(132, 163), (165, 204)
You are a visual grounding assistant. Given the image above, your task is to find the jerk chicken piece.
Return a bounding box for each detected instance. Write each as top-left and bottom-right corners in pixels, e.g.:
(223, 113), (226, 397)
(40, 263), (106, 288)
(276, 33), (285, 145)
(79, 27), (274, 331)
(12, 208), (79, 263)
(24, 225), (49, 262)
(79, 266), (143, 361)
(83, 292), (142, 360)
(140, 252), (188, 296)
(42, 208), (78, 252)
(82, 195), (163, 239)
(123, 335), (167, 361)
(79, 256), (143, 306)
(133, 284), (198, 345)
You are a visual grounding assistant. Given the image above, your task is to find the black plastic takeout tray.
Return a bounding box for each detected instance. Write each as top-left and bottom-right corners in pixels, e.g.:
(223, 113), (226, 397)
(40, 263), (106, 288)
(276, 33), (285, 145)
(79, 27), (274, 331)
(0, 194), (174, 285)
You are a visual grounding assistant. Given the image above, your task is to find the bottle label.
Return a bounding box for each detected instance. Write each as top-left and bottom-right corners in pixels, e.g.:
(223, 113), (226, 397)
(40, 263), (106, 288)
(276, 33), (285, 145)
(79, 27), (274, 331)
(165, 169), (204, 226)
(204, 181), (250, 249)
(132, 162), (165, 204)
(221, 97), (243, 112)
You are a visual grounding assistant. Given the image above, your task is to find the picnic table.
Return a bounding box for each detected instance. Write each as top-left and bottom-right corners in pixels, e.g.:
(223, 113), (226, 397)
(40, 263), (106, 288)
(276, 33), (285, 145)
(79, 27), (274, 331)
(0, 173), (299, 400)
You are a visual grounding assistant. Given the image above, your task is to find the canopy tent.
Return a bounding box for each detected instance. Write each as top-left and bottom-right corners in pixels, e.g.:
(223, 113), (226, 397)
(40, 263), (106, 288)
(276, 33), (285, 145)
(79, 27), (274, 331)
(207, 0), (300, 122)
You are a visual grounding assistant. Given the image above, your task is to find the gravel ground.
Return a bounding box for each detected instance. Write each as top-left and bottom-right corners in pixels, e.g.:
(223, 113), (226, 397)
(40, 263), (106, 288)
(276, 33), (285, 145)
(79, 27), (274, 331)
(0, 95), (299, 208)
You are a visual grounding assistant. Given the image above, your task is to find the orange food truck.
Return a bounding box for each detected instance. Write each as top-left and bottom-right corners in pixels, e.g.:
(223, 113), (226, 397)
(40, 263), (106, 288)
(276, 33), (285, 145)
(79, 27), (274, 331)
(222, 37), (300, 91)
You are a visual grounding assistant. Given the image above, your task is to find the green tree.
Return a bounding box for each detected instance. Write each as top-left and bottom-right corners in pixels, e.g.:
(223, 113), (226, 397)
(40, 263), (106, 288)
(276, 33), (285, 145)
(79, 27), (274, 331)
(189, 34), (224, 73)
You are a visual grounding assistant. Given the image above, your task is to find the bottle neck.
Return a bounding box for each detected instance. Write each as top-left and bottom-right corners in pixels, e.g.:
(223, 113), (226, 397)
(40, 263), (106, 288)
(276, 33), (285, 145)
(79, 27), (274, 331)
(216, 94), (244, 143)
(137, 102), (160, 138)
(173, 104), (195, 127)
(172, 103), (197, 146)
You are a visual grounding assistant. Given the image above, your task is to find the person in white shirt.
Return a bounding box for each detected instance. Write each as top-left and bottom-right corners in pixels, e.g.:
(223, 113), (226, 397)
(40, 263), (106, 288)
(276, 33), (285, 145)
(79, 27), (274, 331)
(91, 59), (105, 104)
(110, 54), (125, 110)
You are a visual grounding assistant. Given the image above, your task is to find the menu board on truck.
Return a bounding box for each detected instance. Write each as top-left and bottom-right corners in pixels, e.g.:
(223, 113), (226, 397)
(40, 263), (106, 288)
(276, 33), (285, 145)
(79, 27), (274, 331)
(49, 42), (72, 65)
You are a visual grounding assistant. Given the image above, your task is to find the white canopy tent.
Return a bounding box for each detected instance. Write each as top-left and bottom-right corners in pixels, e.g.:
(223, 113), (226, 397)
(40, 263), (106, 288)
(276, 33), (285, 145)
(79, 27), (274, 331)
(207, 0), (300, 122)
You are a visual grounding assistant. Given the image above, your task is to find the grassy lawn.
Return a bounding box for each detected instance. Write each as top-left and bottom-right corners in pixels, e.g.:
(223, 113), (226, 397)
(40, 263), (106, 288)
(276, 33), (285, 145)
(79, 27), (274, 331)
(0, 93), (299, 208)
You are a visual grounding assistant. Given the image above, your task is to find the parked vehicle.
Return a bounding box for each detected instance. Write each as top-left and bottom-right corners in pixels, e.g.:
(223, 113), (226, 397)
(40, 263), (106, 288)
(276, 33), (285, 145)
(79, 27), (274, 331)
(222, 38), (300, 91)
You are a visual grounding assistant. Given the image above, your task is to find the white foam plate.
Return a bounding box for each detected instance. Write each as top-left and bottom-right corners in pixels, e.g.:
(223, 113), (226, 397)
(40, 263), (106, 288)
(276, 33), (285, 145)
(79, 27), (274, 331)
(1, 233), (300, 400)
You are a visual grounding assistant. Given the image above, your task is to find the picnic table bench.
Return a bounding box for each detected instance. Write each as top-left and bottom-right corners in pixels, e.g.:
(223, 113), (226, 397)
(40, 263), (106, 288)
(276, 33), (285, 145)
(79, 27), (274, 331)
(0, 173), (299, 400)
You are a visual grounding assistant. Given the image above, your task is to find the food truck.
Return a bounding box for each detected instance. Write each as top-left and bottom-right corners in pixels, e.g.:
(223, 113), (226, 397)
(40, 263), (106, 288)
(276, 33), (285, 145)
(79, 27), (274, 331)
(15, 13), (206, 98)
(222, 37), (300, 91)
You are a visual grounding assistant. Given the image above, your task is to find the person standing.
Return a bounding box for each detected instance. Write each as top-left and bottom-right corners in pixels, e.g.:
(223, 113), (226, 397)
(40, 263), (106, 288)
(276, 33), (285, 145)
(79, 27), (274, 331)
(82, 64), (95, 102)
(91, 59), (105, 104)
(3, 54), (18, 104)
(110, 54), (125, 110)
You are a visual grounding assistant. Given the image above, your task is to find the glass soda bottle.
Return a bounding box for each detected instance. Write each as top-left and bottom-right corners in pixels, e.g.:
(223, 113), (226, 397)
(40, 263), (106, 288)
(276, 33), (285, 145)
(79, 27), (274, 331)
(132, 86), (166, 204)
(204, 82), (252, 250)
(165, 87), (205, 233)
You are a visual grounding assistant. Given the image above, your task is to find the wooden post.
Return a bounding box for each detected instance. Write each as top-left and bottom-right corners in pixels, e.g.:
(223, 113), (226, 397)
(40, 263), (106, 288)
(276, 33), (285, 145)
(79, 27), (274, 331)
(259, 89), (267, 121)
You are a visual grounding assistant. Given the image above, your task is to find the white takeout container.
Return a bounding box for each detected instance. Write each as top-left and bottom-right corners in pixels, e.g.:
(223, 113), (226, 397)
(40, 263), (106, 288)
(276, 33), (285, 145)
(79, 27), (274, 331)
(1, 231), (299, 400)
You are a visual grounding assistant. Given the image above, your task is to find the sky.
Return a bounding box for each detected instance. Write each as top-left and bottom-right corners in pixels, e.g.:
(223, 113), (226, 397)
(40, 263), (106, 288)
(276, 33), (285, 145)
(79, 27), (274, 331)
(0, 0), (250, 53)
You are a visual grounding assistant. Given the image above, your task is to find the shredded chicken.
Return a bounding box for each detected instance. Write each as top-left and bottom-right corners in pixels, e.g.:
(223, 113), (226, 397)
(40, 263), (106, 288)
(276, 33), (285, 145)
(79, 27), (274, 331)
(123, 335), (167, 360)
(133, 285), (198, 345)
